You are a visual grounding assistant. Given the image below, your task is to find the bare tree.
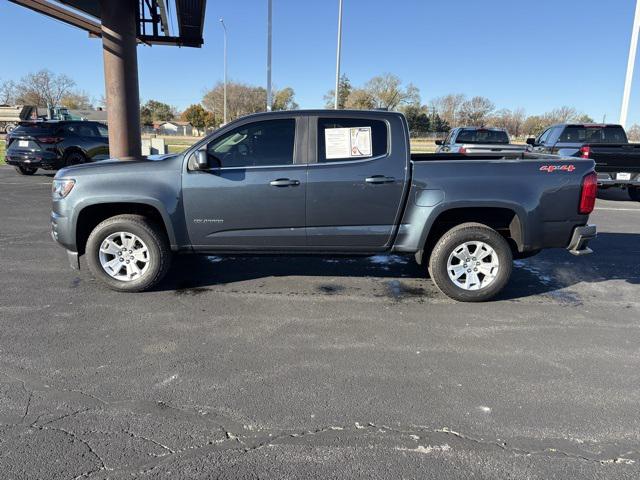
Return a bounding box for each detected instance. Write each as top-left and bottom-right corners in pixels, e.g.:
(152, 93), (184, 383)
(430, 94), (466, 128)
(203, 81), (266, 123)
(344, 88), (375, 110)
(202, 81), (298, 123)
(16, 70), (76, 107)
(363, 73), (420, 110)
(458, 96), (495, 126)
(60, 91), (93, 109)
(547, 106), (579, 124)
(627, 124), (640, 142)
(490, 107), (526, 137)
(0, 80), (17, 105)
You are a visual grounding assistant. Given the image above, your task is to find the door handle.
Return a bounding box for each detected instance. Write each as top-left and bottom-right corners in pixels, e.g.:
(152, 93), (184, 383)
(269, 178), (300, 187)
(365, 175), (395, 184)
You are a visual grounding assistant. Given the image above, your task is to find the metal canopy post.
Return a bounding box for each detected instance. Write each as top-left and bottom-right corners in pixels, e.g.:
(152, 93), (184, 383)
(100, 0), (142, 160)
(621, 0), (640, 127)
(266, 0), (273, 111)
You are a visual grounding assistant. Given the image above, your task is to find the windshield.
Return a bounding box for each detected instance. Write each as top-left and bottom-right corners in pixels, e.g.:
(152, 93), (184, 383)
(455, 129), (509, 144)
(559, 125), (628, 144)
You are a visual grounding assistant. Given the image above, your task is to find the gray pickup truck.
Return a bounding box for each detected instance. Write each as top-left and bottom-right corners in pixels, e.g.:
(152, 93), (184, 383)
(51, 110), (597, 302)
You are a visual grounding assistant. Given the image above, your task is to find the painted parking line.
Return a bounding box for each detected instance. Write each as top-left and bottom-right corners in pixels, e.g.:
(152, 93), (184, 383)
(595, 207), (640, 211)
(0, 182), (51, 185)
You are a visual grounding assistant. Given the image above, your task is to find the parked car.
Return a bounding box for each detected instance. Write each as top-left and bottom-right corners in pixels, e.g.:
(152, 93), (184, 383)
(5, 120), (109, 175)
(51, 110), (597, 302)
(436, 127), (527, 154)
(527, 123), (640, 201)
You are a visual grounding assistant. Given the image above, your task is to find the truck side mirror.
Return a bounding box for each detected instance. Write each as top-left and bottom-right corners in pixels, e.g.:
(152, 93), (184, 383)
(526, 138), (536, 146)
(195, 150), (209, 170)
(435, 140), (444, 146)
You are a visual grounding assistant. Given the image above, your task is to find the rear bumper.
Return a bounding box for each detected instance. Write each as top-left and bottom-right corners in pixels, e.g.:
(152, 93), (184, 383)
(567, 224), (596, 256)
(597, 172), (640, 187)
(6, 151), (63, 170)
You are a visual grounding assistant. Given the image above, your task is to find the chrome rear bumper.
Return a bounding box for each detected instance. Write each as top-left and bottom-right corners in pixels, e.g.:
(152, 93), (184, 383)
(567, 224), (596, 256)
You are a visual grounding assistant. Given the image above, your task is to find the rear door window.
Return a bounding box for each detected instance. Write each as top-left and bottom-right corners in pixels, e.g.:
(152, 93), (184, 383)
(317, 118), (388, 162)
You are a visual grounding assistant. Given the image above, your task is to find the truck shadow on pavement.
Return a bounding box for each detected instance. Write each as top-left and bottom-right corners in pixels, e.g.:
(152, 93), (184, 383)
(156, 232), (640, 302)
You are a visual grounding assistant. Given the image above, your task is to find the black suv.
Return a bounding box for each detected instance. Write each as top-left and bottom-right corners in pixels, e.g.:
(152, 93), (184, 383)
(5, 121), (109, 175)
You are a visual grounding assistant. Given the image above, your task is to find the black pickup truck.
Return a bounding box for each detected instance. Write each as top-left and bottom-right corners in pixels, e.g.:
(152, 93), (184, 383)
(527, 124), (640, 201)
(51, 110), (597, 302)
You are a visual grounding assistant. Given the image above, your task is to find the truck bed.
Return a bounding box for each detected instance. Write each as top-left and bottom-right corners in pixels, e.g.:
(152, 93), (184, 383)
(411, 152), (548, 162)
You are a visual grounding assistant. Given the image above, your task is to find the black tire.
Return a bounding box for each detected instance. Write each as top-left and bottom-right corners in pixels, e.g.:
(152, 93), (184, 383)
(85, 214), (171, 292)
(15, 165), (37, 175)
(428, 222), (513, 302)
(64, 150), (88, 167)
(629, 186), (640, 202)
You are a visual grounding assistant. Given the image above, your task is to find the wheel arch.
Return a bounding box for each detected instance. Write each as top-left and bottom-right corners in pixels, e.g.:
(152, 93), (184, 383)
(75, 201), (176, 255)
(417, 206), (524, 265)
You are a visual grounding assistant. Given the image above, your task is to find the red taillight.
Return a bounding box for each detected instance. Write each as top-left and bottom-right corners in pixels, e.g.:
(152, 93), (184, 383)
(37, 136), (63, 144)
(459, 146), (467, 154)
(580, 145), (590, 159)
(579, 172), (597, 214)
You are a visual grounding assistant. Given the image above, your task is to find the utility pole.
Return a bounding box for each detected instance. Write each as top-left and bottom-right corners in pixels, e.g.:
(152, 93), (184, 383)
(620, 0), (640, 127)
(219, 18), (228, 124)
(267, 0), (273, 111)
(334, 0), (343, 110)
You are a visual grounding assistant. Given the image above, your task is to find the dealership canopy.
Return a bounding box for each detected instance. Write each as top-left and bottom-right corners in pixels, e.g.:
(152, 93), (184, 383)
(9, 0), (208, 159)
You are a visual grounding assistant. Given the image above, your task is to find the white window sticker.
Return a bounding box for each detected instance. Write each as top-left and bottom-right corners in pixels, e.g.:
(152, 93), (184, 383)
(325, 127), (373, 159)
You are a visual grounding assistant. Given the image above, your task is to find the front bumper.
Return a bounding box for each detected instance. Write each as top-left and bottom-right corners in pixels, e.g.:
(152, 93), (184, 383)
(50, 208), (78, 261)
(567, 224), (596, 256)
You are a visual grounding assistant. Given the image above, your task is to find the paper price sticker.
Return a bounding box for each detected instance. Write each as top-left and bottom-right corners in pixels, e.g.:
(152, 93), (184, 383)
(325, 127), (373, 160)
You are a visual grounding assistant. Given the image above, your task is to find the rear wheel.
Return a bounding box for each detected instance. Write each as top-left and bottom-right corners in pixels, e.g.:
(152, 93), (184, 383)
(64, 150), (88, 167)
(85, 214), (171, 292)
(15, 165), (37, 175)
(428, 223), (513, 302)
(629, 186), (640, 202)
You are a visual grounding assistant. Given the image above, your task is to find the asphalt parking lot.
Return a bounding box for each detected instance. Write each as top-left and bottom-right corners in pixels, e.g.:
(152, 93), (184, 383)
(1, 165), (639, 479)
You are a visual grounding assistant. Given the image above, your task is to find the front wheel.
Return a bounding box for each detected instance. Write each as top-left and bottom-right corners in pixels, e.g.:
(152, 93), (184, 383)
(629, 186), (640, 202)
(85, 214), (171, 292)
(428, 223), (513, 302)
(15, 165), (37, 175)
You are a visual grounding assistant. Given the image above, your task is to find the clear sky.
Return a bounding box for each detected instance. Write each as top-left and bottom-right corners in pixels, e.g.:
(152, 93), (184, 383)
(1, 0), (639, 125)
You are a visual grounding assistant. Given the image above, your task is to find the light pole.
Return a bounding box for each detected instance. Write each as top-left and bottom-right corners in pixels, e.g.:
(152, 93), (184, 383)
(266, 0), (273, 111)
(621, 0), (640, 127)
(219, 18), (228, 124)
(334, 0), (343, 110)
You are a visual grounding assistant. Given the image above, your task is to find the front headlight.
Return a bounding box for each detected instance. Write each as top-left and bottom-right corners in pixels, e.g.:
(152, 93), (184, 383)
(52, 179), (75, 199)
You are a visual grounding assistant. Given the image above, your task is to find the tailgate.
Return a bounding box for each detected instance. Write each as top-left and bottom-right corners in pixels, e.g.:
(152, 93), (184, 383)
(589, 143), (640, 172)
(463, 144), (527, 154)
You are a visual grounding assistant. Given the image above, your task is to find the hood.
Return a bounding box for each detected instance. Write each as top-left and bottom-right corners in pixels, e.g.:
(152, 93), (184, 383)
(55, 154), (180, 179)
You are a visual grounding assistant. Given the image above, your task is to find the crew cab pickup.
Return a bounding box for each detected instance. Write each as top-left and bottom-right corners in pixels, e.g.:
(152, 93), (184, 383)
(51, 110), (597, 302)
(527, 123), (640, 201)
(436, 127), (527, 154)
